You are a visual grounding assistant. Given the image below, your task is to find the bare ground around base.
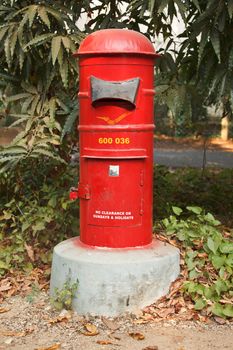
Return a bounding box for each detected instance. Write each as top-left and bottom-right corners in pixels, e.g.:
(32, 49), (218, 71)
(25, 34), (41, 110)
(0, 293), (232, 350)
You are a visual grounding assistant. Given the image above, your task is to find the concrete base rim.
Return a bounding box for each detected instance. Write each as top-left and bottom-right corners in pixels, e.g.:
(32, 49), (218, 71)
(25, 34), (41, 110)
(50, 237), (180, 316)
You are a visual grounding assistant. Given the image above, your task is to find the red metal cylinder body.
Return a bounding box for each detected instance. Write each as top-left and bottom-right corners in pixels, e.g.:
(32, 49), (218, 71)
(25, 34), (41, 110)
(74, 29), (157, 248)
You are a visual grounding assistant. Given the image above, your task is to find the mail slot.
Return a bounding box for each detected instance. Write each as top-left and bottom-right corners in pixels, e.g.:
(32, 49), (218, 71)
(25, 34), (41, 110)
(73, 29), (158, 248)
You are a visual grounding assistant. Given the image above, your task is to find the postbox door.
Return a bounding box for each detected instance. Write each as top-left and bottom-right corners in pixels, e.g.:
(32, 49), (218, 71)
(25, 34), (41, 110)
(86, 158), (144, 227)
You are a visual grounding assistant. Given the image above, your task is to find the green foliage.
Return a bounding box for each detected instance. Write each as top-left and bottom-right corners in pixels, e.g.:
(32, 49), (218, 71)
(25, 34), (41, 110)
(162, 207), (233, 318)
(51, 278), (78, 311)
(154, 166), (233, 226)
(0, 160), (78, 276)
(0, 0), (82, 169)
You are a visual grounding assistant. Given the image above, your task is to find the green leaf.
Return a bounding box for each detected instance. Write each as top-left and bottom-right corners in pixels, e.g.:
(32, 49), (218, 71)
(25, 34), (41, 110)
(22, 221), (31, 232)
(204, 213), (220, 226)
(21, 82), (37, 94)
(162, 218), (169, 227)
(219, 242), (233, 254)
(7, 93), (31, 102)
(0, 146), (27, 155)
(212, 255), (225, 269)
(0, 26), (8, 41)
(51, 36), (62, 65)
(192, 0), (201, 12)
(227, 0), (233, 19)
(210, 29), (220, 62)
(229, 47), (233, 70)
(156, 84), (170, 94)
(24, 33), (55, 50)
(61, 108), (77, 140)
(186, 206), (202, 215)
(32, 221), (45, 232)
(189, 269), (199, 279)
(219, 266), (225, 279)
(32, 148), (66, 163)
(172, 206), (183, 216)
(27, 5), (38, 27)
(215, 279), (228, 295)
(225, 254), (233, 267)
(60, 59), (68, 88)
(0, 155), (22, 163)
(222, 304), (233, 318)
(19, 48), (25, 71)
(207, 237), (219, 254)
(157, 0), (169, 14)
(194, 298), (206, 310)
(211, 303), (225, 317)
(0, 260), (8, 269)
(62, 36), (71, 52)
(4, 36), (11, 67)
(9, 30), (19, 60)
(38, 6), (50, 28)
(49, 97), (56, 120)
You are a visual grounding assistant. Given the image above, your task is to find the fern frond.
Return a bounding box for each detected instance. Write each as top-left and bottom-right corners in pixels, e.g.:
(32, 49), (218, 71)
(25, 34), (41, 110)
(31, 148), (66, 163)
(61, 107), (78, 141)
(27, 5), (38, 27)
(37, 6), (50, 29)
(51, 36), (62, 65)
(24, 33), (55, 50)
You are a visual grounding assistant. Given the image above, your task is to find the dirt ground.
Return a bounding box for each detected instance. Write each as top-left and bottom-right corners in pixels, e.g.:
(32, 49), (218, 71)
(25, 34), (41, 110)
(0, 292), (232, 350)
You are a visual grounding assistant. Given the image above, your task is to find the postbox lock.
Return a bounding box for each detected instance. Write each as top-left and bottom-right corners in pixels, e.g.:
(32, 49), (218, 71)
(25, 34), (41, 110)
(69, 184), (91, 201)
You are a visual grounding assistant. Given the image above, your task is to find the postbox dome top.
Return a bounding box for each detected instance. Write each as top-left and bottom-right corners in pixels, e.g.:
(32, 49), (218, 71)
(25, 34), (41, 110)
(75, 29), (157, 57)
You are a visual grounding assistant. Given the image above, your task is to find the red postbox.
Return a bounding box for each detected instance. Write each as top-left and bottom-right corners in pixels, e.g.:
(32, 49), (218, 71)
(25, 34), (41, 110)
(73, 29), (157, 248)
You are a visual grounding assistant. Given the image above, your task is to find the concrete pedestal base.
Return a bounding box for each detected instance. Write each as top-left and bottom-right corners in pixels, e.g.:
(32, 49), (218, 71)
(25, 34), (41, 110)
(50, 238), (180, 316)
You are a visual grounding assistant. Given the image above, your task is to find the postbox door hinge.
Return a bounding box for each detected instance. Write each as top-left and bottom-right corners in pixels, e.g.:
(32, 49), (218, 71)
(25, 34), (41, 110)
(69, 183), (90, 200)
(77, 183), (91, 199)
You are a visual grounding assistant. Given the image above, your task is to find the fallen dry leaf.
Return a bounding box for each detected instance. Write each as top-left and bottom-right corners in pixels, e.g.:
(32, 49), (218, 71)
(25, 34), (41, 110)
(0, 327), (34, 337)
(129, 332), (145, 340)
(48, 314), (71, 324)
(81, 323), (99, 336)
(142, 347), (158, 350)
(156, 307), (175, 318)
(0, 330), (26, 337)
(35, 344), (61, 350)
(0, 307), (10, 313)
(102, 317), (119, 330)
(214, 316), (226, 325)
(0, 283), (12, 292)
(96, 340), (113, 345)
(24, 243), (35, 262)
(108, 333), (121, 341)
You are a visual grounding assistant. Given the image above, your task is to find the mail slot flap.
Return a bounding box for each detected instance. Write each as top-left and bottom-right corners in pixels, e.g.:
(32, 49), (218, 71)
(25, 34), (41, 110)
(91, 76), (140, 106)
(82, 148), (147, 159)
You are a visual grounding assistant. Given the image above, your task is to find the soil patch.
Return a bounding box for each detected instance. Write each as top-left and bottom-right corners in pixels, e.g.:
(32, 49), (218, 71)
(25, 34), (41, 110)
(0, 293), (232, 350)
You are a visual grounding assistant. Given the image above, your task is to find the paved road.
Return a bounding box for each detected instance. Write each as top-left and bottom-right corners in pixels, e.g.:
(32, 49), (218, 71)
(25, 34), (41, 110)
(154, 148), (233, 168)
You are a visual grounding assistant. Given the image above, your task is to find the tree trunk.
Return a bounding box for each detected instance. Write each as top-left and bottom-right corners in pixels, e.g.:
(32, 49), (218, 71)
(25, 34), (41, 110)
(221, 114), (229, 141)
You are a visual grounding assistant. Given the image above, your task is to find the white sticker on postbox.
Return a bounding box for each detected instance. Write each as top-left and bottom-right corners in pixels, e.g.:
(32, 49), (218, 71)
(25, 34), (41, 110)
(109, 165), (119, 177)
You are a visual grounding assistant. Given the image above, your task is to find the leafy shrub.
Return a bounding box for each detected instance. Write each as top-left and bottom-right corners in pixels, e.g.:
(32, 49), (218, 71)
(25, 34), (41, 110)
(162, 206), (233, 318)
(0, 159), (78, 275)
(154, 166), (233, 225)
